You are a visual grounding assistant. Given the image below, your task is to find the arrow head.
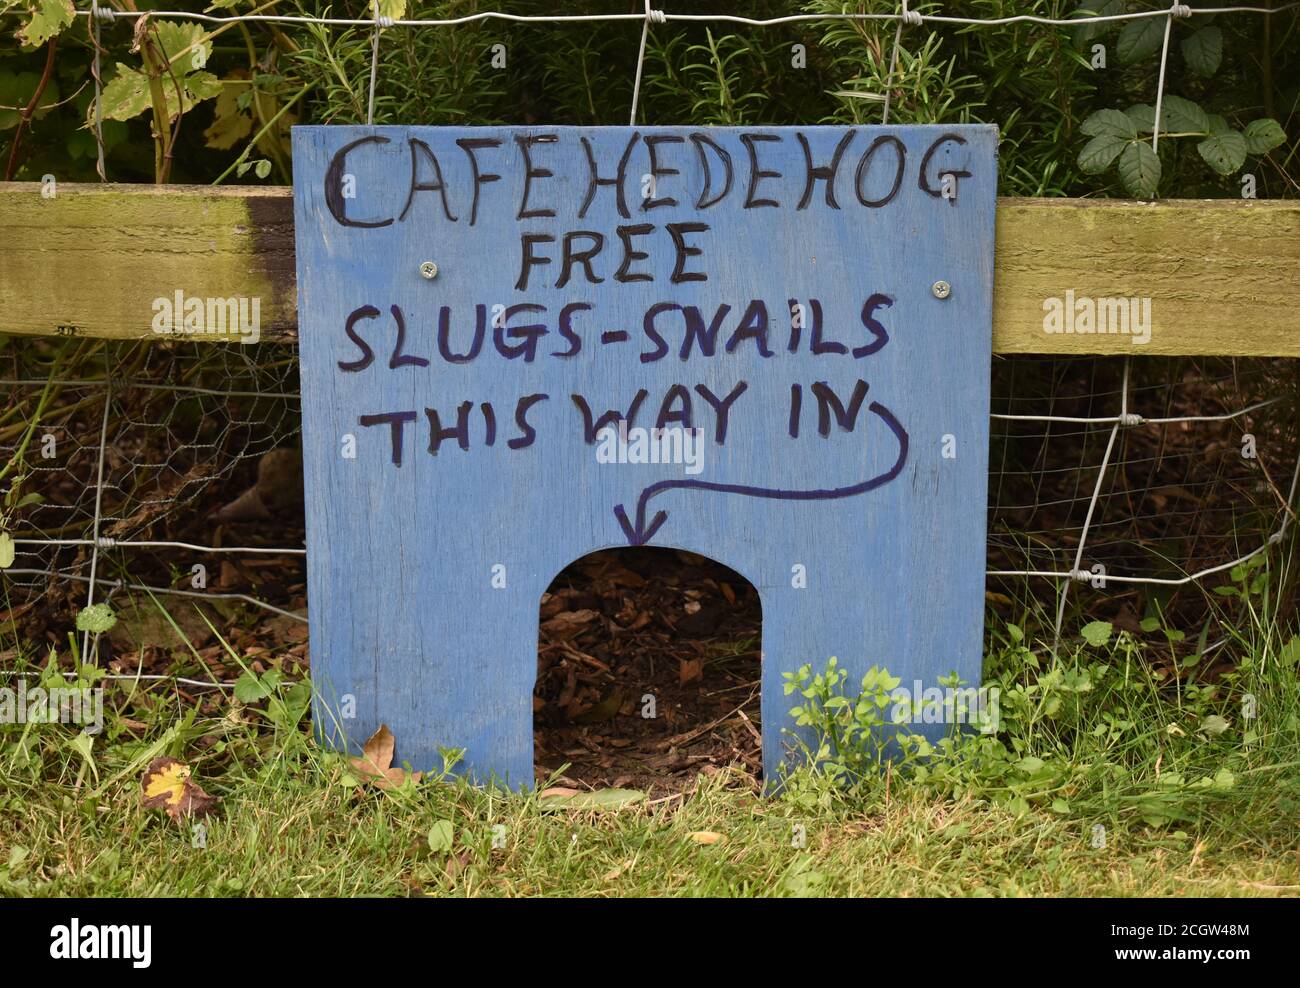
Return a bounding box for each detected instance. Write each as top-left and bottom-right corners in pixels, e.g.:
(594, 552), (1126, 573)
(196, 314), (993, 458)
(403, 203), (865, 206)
(613, 501), (669, 546)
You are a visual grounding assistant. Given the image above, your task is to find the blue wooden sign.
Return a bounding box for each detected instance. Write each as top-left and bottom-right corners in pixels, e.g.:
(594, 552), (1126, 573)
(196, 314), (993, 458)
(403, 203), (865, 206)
(292, 124), (997, 787)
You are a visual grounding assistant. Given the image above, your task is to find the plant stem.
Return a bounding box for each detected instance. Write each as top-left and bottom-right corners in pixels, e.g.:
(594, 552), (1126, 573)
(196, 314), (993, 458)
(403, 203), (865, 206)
(211, 83), (308, 186)
(3, 37), (58, 181)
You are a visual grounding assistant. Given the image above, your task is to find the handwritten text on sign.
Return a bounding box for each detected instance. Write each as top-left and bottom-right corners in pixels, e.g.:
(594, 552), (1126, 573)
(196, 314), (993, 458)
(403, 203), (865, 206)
(292, 125), (997, 786)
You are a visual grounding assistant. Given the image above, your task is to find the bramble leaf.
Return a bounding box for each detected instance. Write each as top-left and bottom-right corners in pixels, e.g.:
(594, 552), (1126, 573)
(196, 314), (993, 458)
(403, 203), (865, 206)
(1117, 141), (1160, 198)
(1243, 118), (1286, 155)
(1078, 133), (1128, 174)
(1198, 130), (1247, 175)
(1180, 26), (1222, 77)
(1117, 17), (1163, 64)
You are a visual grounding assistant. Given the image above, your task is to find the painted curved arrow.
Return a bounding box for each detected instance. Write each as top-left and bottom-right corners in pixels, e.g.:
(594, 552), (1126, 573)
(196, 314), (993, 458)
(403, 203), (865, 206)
(613, 399), (910, 546)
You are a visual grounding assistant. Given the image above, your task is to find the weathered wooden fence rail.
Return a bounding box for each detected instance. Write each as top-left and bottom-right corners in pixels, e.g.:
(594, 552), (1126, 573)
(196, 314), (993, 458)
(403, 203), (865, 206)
(2, 184), (1297, 356)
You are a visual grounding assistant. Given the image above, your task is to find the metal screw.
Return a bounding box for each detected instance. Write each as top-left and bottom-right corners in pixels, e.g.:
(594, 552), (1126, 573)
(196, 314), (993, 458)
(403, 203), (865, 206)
(419, 261), (439, 280)
(931, 280), (951, 299)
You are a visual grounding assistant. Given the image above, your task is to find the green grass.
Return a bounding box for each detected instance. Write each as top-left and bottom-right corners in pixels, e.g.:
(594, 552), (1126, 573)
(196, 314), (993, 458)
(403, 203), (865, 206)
(1, 755), (1297, 897)
(1, 555), (1298, 897)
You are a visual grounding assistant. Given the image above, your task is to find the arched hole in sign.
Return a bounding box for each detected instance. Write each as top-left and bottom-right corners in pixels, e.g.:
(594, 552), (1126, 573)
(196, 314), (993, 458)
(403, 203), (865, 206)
(533, 547), (762, 794)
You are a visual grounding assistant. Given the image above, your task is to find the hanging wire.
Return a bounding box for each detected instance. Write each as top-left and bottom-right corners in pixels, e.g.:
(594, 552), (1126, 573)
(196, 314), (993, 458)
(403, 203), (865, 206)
(367, 1), (395, 125)
(65, 4), (1300, 29)
(882, 1), (923, 125)
(88, 0), (107, 181)
(1152, 4), (1194, 154)
(78, 380), (114, 660)
(629, 3), (666, 125)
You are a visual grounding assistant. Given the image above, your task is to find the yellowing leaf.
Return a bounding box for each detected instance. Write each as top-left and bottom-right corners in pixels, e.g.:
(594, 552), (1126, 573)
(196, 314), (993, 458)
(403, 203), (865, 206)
(140, 756), (218, 821)
(143, 759), (189, 803)
(689, 830), (724, 845)
(98, 19), (221, 124)
(16, 0), (74, 48)
(203, 76), (253, 150)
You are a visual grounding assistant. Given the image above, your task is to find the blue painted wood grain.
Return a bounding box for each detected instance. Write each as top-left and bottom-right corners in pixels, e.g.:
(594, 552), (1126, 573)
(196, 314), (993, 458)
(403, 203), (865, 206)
(291, 125), (997, 787)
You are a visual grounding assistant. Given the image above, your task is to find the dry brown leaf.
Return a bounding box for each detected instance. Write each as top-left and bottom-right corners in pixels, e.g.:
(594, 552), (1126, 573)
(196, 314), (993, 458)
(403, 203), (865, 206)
(603, 859), (635, 880)
(140, 756), (218, 822)
(679, 657), (704, 686)
(350, 724), (422, 790)
(540, 609), (600, 640)
(444, 849), (472, 880)
(538, 786), (581, 799)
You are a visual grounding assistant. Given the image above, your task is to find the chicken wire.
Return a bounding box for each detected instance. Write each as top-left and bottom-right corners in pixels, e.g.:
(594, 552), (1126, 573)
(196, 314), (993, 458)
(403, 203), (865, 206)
(2, 341), (1295, 652)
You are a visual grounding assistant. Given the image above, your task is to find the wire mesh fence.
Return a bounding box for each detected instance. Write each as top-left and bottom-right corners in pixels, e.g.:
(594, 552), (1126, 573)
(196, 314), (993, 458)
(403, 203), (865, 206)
(2, 2), (1298, 682)
(3, 341), (1295, 661)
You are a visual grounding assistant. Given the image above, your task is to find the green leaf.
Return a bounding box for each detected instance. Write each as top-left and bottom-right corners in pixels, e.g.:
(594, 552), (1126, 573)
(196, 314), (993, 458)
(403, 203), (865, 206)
(1080, 620), (1113, 648)
(17, 0), (74, 48)
(1277, 636), (1300, 668)
(1081, 109), (1137, 139)
(75, 603), (117, 634)
(426, 819), (454, 853)
(538, 788), (645, 811)
(98, 22), (221, 124)
(1078, 133), (1128, 174)
(1243, 118), (1287, 155)
(70, 731), (95, 764)
(253, 158), (272, 179)
(1007, 623), (1024, 644)
(377, 0), (407, 20)
(152, 21), (213, 75)
(1071, 0), (1126, 47)
(233, 671), (272, 703)
(1117, 17), (1163, 64)
(6, 845), (30, 872)
(1159, 94), (1210, 135)
(1180, 27), (1222, 77)
(1197, 130), (1248, 175)
(1200, 714), (1230, 737)
(1117, 141), (1160, 199)
(0, 68), (61, 130)
(99, 65), (155, 122)
(1139, 616), (1160, 633)
(0, 531), (14, 569)
(1124, 103), (1157, 134)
